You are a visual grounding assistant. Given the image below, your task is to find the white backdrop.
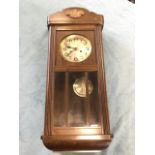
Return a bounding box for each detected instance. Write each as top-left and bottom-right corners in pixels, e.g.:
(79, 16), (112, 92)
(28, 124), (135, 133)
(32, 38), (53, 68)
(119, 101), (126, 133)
(19, 0), (134, 155)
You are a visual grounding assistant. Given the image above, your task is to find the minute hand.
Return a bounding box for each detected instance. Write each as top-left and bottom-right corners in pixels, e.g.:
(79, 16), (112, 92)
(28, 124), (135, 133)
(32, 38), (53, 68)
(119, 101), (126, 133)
(66, 50), (74, 56)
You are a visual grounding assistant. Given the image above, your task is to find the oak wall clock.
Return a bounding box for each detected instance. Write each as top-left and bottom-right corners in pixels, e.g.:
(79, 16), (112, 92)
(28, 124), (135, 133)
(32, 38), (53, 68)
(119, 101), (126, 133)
(41, 7), (112, 151)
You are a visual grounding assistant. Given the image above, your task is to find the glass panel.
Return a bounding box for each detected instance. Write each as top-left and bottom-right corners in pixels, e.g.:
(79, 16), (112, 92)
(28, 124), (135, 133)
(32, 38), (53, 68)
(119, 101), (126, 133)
(68, 72), (86, 127)
(88, 72), (100, 127)
(53, 71), (101, 127)
(54, 72), (65, 127)
(68, 72), (101, 127)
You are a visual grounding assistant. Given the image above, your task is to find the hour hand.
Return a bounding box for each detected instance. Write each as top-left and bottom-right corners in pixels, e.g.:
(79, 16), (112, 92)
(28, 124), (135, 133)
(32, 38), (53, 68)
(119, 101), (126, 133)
(66, 45), (71, 48)
(66, 45), (77, 50)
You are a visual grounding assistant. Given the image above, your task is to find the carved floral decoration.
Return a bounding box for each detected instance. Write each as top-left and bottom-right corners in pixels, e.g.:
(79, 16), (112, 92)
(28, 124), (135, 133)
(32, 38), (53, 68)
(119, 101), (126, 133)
(65, 9), (85, 18)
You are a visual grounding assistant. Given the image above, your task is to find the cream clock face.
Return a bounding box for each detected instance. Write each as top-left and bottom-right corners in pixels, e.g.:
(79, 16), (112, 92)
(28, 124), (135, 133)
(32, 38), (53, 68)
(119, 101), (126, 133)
(60, 34), (92, 62)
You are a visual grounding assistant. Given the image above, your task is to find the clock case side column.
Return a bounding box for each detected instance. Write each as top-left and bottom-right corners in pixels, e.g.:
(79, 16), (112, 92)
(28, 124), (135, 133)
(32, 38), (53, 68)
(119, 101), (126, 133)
(95, 25), (111, 136)
(41, 26), (56, 141)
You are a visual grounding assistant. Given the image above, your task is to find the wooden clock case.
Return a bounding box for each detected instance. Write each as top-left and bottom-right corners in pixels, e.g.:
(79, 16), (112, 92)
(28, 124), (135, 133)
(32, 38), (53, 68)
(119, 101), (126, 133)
(41, 7), (112, 151)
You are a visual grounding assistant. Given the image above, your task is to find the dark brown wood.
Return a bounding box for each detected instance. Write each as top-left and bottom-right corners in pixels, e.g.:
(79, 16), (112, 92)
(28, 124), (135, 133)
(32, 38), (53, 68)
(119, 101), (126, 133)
(95, 26), (110, 134)
(64, 72), (69, 126)
(42, 7), (112, 151)
(52, 127), (102, 135)
(54, 65), (97, 72)
(42, 135), (111, 151)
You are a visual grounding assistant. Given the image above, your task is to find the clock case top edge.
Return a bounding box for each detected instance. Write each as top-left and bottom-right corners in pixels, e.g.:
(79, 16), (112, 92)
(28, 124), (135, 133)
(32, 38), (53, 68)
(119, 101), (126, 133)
(47, 7), (104, 29)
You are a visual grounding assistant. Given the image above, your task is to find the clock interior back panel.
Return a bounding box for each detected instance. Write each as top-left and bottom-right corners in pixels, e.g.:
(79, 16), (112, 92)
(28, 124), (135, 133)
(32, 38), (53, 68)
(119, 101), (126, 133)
(55, 30), (97, 68)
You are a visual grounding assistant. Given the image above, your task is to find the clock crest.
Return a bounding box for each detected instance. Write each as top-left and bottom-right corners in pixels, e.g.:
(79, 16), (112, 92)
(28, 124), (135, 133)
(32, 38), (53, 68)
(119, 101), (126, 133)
(41, 7), (112, 152)
(65, 8), (85, 18)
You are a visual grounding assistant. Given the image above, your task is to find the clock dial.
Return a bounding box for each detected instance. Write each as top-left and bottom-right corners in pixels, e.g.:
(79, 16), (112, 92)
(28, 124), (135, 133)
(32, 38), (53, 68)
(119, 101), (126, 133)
(60, 34), (92, 62)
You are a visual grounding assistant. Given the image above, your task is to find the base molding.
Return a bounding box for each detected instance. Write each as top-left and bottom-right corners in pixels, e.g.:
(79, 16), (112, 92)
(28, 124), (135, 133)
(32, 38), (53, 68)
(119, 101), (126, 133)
(41, 135), (112, 151)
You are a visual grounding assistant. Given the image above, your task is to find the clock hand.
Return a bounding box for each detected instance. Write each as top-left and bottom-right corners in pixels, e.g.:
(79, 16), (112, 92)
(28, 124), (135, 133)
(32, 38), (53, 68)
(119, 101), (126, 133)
(65, 50), (74, 56)
(66, 45), (77, 51)
(65, 46), (78, 57)
(66, 45), (71, 48)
